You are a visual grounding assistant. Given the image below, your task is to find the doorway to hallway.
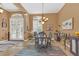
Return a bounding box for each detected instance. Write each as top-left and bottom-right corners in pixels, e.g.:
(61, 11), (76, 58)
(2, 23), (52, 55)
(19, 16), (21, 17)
(10, 14), (24, 40)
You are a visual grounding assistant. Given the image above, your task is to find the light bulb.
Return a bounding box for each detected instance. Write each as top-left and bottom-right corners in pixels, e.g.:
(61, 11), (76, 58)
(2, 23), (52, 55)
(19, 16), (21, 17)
(45, 18), (48, 21)
(46, 18), (48, 20)
(43, 17), (45, 19)
(42, 21), (44, 24)
(0, 9), (3, 13)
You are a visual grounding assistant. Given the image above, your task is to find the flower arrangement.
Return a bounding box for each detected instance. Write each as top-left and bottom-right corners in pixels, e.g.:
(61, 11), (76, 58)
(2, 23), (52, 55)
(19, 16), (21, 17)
(75, 32), (79, 37)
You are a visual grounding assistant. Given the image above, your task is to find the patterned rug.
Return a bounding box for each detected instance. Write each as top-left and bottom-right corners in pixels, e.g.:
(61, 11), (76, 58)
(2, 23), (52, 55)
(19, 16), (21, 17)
(0, 40), (22, 52)
(15, 39), (66, 56)
(15, 45), (66, 56)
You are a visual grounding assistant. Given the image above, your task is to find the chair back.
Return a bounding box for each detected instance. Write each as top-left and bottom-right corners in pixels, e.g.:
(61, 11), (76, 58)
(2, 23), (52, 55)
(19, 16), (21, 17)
(38, 32), (47, 48)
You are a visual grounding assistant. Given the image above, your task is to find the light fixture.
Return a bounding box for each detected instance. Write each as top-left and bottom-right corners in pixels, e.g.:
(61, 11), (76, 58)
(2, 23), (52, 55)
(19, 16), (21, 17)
(0, 8), (4, 13)
(43, 17), (45, 19)
(42, 21), (45, 24)
(44, 18), (48, 22)
(41, 3), (48, 24)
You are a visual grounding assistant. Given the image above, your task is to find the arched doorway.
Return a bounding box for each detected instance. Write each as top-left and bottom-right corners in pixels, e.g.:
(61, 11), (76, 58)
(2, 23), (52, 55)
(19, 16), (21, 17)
(10, 13), (24, 40)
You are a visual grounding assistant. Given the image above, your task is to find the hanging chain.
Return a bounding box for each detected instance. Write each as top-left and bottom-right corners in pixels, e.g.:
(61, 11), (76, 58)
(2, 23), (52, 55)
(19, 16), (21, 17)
(42, 3), (43, 21)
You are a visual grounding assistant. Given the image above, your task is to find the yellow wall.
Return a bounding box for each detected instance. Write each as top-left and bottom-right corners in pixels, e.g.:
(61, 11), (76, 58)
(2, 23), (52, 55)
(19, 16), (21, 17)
(29, 13), (58, 33)
(58, 3), (79, 35)
(1, 3), (79, 40)
(23, 14), (30, 40)
(43, 14), (58, 33)
(29, 3), (79, 36)
(0, 10), (11, 40)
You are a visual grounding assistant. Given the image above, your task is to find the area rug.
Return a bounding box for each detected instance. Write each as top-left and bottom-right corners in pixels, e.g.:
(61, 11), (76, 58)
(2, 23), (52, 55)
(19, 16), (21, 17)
(15, 45), (66, 56)
(0, 44), (14, 52)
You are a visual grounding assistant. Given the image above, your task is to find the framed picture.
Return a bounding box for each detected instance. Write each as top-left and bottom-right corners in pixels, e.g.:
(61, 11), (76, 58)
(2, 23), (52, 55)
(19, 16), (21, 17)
(62, 18), (73, 30)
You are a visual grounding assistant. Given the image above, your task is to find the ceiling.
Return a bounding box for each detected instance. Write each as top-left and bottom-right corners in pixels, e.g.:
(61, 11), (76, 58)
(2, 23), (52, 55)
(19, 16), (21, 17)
(0, 3), (65, 14)
(21, 3), (65, 14)
(0, 3), (19, 12)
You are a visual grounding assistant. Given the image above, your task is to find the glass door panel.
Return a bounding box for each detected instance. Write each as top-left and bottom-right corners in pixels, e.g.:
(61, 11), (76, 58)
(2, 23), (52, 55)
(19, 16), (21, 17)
(10, 14), (24, 40)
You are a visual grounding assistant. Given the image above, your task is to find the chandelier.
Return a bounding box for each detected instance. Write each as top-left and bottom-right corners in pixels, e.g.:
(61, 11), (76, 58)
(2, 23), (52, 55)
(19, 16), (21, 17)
(41, 3), (48, 24)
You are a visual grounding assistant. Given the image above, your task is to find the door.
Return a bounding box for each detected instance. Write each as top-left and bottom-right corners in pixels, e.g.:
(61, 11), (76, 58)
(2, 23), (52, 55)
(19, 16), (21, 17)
(10, 14), (24, 40)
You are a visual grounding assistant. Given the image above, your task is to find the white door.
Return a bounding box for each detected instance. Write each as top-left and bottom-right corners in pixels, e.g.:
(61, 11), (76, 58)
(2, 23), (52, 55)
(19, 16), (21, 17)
(10, 14), (24, 40)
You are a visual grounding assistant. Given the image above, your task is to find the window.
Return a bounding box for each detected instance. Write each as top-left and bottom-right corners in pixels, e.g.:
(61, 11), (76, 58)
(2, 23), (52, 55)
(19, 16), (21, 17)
(33, 16), (43, 33)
